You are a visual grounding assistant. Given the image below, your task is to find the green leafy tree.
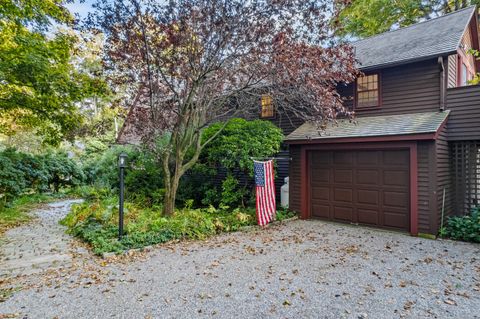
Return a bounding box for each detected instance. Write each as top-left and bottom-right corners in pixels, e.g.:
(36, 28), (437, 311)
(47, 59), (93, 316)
(337, 0), (480, 38)
(0, 0), (107, 145)
(468, 49), (480, 85)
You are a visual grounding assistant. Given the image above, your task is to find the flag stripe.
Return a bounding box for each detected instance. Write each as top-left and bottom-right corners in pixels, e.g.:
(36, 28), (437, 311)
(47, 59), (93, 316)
(254, 160), (276, 226)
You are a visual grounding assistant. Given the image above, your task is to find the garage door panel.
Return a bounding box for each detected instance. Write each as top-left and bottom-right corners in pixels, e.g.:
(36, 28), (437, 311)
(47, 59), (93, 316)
(333, 152), (353, 165)
(384, 191), (408, 209)
(383, 150), (410, 165)
(383, 170), (409, 187)
(312, 204), (330, 218)
(357, 151), (380, 165)
(357, 189), (379, 205)
(309, 149), (410, 232)
(311, 186), (330, 200)
(311, 168), (330, 184)
(334, 169), (353, 183)
(334, 188), (353, 202)
(384, 211), (408, 229)
(333, 206), (353, 221)
(357, 208), (378, 225)
(311, 152), (332, 165)
(357, 169), (380, 185)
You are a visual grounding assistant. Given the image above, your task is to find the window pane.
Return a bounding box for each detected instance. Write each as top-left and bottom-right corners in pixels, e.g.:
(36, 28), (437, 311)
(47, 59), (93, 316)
(261, 95), (274, 117)
(461, 64), (468, 86)
(356, 73), (379, 108)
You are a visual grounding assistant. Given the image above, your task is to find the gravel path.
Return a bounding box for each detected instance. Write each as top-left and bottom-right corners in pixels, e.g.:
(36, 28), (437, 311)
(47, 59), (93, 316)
(0, 203), (479, 318)
(0, 199), (84, 278)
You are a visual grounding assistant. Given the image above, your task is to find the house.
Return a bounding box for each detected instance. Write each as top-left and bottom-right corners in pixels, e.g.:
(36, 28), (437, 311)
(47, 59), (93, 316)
(284, 6), (480, 236)
(117, 6), (479, 236)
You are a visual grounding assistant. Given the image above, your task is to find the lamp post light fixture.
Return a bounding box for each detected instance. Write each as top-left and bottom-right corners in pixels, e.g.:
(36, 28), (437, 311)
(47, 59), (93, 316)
(118, 152), (127, 240)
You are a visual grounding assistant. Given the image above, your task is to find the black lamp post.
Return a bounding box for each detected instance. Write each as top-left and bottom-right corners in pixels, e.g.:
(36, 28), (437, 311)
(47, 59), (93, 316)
(118, 152), (127, 240)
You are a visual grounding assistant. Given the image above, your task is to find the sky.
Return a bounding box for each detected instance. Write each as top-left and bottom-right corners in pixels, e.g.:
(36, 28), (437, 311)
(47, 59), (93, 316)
(65, 0), (95, 20)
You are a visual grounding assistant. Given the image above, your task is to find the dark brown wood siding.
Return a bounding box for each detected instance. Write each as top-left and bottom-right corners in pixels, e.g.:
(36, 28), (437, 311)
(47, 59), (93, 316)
(289, 145), (302, 212)
(435, 125), (454, 231)
(268, 113), (305, 136)
(267, 111), (304, 200)
(447, 54), (458, 88)
(337, 59), (441, 116)
(417, 141), (436, 234)
(446, 85), (480, 140)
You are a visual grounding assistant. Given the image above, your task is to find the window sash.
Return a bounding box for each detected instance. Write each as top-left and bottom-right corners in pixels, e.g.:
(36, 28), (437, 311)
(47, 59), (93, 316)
(461, 63), (468, 86)
(261, 95), (274, 118)
(356, 74), (379, 108)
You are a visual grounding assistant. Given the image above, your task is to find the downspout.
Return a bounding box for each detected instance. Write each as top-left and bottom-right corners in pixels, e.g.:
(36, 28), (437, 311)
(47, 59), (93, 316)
(438, 57), (446, 112)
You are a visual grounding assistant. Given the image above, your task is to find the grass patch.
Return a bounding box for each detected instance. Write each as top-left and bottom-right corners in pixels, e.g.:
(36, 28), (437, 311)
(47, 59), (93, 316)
(0, 286), (22, 303)
(0, 193), (67, 236)
(61, 197), (297, 255)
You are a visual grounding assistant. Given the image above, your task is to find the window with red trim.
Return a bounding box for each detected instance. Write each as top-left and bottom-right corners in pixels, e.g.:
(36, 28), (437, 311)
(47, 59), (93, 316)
(356, 73), (380, 108)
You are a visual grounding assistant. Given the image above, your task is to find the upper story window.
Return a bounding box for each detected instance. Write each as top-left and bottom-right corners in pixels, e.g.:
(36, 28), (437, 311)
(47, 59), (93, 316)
(260, 94), (274, 118)
(356, 73), (380, 108)
(461, 63), (468, 86)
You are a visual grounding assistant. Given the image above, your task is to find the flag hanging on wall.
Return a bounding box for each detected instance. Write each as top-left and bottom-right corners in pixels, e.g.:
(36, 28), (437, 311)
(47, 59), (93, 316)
(253, 160), (276, 226)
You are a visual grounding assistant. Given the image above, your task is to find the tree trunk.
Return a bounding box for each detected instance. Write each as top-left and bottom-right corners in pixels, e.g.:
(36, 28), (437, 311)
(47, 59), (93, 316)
(162, 170), (181, 216)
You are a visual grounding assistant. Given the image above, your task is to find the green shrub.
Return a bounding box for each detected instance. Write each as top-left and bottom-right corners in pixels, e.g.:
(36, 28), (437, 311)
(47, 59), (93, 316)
(0, 153), (26, 202)
(0, 148), (84, 204)
(441, 207), (480, 243)
(41, 152), (85, 192)
(176, 163), (216, 207)
(181, 118), (283, 208)
(201, 118), (283, 176)
(81, 145), (164, 207)
(219, 174), (251, 208)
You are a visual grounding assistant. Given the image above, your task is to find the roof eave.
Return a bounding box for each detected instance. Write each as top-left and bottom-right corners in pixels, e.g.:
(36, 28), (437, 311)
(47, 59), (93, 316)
(358, 51), (457, 71)
(284, 132), (438, 145)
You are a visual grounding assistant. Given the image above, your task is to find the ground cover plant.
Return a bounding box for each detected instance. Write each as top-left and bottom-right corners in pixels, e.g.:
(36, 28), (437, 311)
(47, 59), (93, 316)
(61, 198), (296, 255)
(440, 206), (480, 243)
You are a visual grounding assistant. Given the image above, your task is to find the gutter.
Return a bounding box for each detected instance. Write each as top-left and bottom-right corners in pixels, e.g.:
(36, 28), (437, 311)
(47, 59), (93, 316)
(438, 57), (446, 111)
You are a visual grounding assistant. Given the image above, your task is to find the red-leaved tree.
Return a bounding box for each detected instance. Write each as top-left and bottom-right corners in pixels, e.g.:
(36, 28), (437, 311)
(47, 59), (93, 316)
(90, 0), (358, 215)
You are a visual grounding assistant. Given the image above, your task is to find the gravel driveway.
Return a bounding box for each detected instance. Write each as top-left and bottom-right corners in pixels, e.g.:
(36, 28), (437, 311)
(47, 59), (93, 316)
(0, 203), (479, 318)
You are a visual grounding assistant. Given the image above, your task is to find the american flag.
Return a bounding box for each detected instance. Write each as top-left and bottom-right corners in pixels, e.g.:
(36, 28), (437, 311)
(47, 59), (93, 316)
(254, 160), (276, 226)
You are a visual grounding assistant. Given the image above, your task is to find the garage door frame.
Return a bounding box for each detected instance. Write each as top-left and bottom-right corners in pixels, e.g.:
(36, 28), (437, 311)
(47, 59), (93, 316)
(299, 141), (418, 235)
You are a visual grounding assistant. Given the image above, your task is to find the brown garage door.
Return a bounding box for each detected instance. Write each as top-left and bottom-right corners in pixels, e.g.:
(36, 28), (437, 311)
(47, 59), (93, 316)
(310, 149), (410, 231)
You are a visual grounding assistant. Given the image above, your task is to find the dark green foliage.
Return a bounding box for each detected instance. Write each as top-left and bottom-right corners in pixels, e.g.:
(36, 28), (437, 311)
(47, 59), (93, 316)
(81, 145), (164, 207)
(219, 175), (252, 208)
(42, 152), (85, 192)
(201, 118), (283, 176)
(179, 118), (283, 208)
(176, 163), (216, 206)
(0, 153), (26, 202)
(441, 207), (480, 243)
(0, 148), (84, 204)
(276, 207), (298, 221)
